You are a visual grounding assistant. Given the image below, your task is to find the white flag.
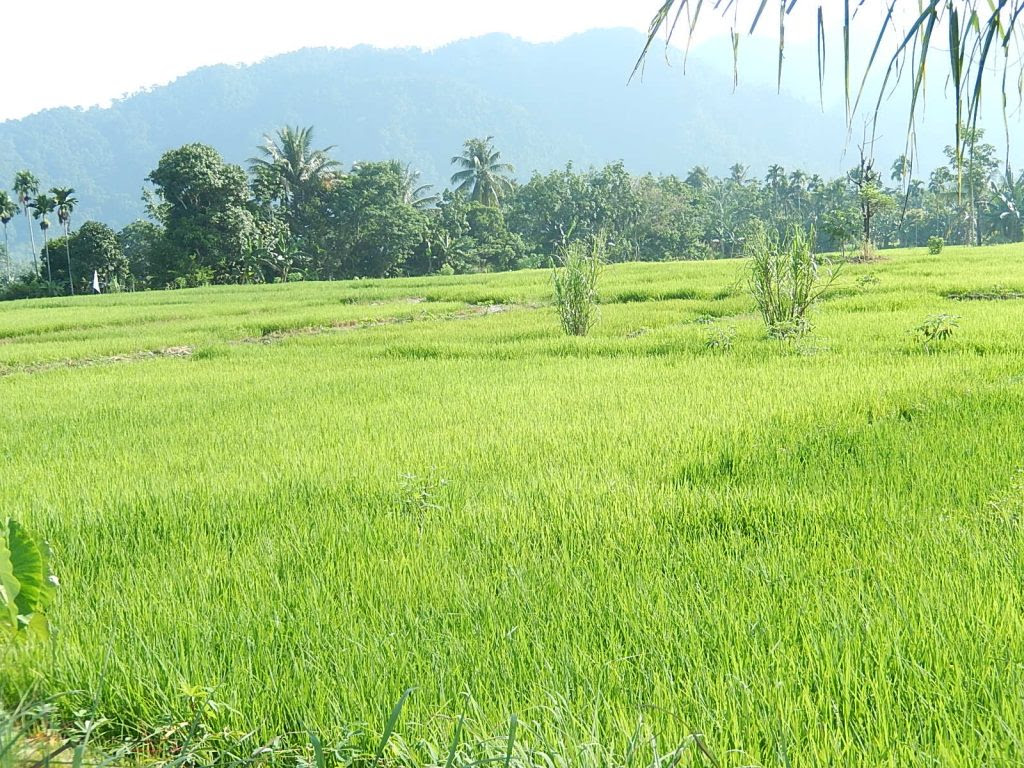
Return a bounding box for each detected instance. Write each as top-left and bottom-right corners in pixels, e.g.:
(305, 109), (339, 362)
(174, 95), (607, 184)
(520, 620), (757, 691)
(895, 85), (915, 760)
(92, 270), (100, 293)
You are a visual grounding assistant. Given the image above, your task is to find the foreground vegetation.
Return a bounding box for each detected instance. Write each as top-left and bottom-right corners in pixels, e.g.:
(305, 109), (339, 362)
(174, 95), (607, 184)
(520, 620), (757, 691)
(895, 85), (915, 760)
(0, 242), (1022, 765)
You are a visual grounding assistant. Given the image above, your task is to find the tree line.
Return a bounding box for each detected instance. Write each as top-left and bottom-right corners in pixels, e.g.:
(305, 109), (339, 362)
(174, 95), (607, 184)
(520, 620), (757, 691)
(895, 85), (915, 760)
(0, 124), (1020, 298)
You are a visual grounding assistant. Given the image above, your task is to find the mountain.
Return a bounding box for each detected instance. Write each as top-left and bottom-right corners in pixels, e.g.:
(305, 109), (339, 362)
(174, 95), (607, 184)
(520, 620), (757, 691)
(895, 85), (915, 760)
(0, 28), (1018, 258)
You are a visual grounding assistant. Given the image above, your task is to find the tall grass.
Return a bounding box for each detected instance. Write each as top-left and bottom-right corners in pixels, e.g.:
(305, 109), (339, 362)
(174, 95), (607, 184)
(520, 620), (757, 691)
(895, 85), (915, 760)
(552, 238), (602, 336)
(746, 222), (838, 337)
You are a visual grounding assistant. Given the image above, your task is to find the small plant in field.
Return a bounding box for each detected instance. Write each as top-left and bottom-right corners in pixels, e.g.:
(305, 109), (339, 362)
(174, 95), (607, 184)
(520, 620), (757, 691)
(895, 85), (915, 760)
(704, 325), (736, 352)
(857, 239), (879, 262)
(693, 312), (718, 324)
(856, 273), (880, 289)
(928, 236), (945, 255)
(767, 317), (811, 340)
(1, 518), (57, 641)
(552, 237), (603, 337)
(914, 313), (959, 350)
(745, 222), (838, 339)
(398, 472), (448, 516)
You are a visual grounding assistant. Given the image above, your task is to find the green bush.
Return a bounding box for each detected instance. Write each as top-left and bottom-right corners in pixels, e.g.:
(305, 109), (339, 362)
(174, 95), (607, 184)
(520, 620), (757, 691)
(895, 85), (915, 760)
(746, 222), (838, 338)
(914, 313), (959, 350)
(0, 274), (57, 302)
(553, 238), (603, 337)
(928, 236), (945, 255)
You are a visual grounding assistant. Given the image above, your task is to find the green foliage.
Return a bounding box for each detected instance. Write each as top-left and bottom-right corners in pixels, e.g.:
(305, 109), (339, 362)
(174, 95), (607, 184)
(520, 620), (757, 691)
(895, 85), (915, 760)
(746, 222), (837, 338)
(146, 144), (257, 286)
(449, 137), (514, 208)
(928, 236), (945, 254)
(46, 222), (128, 294)
(0, 519), (56, 641)
(703, 324), (736, 352)
(914, 313), (960, 349)
(552, 237), (603, 336)
(319, 162), (428, 279)
(0, 273), (55, 302)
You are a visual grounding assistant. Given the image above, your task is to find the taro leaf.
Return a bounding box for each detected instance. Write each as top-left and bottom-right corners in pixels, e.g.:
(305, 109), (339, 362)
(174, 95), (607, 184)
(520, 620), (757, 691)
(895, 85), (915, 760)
(8, 519), (47, 618)
(0, 521), (20, 628)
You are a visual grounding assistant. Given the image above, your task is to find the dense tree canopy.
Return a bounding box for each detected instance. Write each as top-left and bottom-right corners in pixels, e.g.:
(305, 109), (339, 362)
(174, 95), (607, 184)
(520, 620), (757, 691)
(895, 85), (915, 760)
(3, 123), (1021, 299)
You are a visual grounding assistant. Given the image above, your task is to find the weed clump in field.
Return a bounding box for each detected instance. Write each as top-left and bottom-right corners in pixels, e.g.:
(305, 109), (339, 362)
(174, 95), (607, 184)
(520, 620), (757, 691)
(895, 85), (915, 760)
(552, 238), (603, 337)
(746, 222), (838, 339)
(928, 236), (945, 254)
(703, 325), (736, 352)
(914, 313), (959, 351)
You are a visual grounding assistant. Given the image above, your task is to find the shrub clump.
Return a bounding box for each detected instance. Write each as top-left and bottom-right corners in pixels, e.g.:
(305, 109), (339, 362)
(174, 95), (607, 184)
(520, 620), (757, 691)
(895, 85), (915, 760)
(928, 236), (945, 255)
(553, 238), (603, 337)
(745, 222), (838, 339)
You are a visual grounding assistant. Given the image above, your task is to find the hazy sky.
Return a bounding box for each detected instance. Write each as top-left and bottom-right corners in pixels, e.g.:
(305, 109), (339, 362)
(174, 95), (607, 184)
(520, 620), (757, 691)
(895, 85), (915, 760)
(2, 1), (918, 122)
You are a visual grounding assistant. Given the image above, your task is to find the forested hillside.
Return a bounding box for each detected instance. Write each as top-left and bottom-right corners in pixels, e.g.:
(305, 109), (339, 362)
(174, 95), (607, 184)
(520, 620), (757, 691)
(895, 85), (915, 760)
(3, 27), (1012, 240)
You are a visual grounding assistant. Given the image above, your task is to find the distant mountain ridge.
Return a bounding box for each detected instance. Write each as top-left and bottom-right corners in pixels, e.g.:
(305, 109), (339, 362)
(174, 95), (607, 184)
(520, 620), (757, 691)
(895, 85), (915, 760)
(0, 28), (1017, 258)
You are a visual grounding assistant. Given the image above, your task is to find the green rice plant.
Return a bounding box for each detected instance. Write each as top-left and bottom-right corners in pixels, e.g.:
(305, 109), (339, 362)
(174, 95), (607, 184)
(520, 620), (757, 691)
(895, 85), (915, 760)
(552, 238), (603, 337)
(1, 245), (1024, 765)
(745, 222), (837, 339)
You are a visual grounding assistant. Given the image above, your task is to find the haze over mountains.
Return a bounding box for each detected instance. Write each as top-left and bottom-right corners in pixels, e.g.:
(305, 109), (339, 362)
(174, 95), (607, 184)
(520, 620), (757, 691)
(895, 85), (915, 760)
(0, 27), (1019, 251)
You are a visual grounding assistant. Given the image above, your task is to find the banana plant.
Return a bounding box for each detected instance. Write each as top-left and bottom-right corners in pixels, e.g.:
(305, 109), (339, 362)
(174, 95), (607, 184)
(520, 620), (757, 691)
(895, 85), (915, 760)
(0, 519), (57, 641)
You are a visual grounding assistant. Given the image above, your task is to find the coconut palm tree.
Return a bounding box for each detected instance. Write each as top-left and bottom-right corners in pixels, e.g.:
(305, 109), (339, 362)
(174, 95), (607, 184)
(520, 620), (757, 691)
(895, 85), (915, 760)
(249, 126), (341, 222)
(388, 161), (439, 210)
(29, 193), (56, 284)
(13, 171), (39, 273)
(51, 187), (78, 294)
(450, 137), (515, 207)
(0, 191), (16, 282)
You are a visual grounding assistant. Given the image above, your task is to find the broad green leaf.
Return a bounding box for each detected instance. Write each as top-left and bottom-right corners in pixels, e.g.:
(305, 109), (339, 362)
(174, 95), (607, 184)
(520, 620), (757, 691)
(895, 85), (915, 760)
(8, 519), (46, 617)
(0, 521), (20, 628)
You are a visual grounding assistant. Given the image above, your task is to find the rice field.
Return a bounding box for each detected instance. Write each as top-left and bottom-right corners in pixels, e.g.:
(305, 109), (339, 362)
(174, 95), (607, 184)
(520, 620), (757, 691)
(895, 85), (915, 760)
(2, 244), (1024, 766)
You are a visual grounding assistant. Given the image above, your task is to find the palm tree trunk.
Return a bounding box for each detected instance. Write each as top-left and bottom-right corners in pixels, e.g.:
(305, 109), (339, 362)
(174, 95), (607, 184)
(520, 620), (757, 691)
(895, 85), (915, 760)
(23, 209), (38, 274)
(3, 224), (9, 282)
(64, 224), (74, 295)
(43, 230), (51, 284)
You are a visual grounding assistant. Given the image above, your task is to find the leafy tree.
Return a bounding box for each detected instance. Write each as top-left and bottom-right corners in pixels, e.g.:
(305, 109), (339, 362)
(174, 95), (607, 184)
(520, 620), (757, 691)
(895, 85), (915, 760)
(117, 220), (165, 289)
(147, 144), (257, 285)
(942, 127), (999, 245)
(450, 136), (515, 207)
(0, 192), (16, 282)
(51, 187), (78, 293)
(319, 161), (427, 278)
(848, 150), (893, 249)
(987, 169), (1024, 243)
(46, 222), (128, 294)
(12, 171), (39, 273)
